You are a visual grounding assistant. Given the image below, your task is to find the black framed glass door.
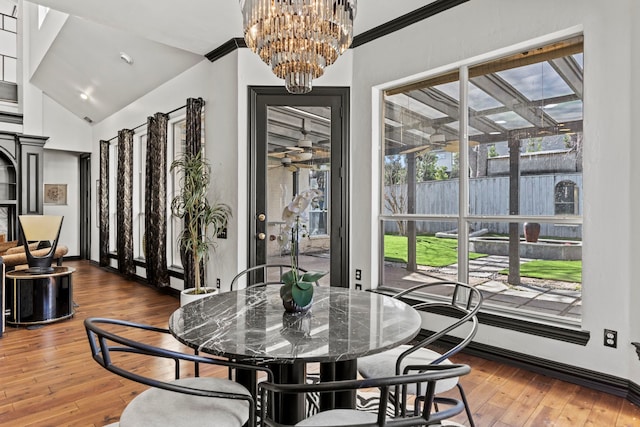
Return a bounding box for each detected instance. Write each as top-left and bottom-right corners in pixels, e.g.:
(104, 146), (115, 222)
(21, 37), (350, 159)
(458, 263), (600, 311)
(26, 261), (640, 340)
(248, 87), (349, 287)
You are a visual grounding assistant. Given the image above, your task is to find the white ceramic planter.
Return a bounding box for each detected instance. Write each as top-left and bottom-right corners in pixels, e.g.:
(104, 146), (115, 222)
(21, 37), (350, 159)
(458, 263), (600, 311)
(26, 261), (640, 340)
(180, 287), (218, 306)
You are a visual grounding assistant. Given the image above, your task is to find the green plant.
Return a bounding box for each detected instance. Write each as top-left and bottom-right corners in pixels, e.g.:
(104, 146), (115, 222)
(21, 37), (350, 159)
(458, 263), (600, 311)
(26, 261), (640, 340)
(279, 189), (327, 310)
(280, 269), (326, 309)
(170, 151), (231, 295)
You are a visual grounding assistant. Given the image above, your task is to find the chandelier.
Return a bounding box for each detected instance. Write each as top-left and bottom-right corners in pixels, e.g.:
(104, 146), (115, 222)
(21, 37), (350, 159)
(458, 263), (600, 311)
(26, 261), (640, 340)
(240, 0), (357, 94)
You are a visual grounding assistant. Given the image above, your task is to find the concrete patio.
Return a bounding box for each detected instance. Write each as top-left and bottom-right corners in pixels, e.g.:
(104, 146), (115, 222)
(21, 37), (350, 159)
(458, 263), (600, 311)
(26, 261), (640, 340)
(268, 252), (582, 320)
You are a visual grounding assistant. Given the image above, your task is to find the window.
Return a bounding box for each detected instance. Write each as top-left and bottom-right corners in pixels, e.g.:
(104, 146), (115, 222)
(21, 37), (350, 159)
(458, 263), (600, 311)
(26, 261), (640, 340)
(37, 6), (49, 29)
(168, 117), (187, 269)
(555, 180), (578, 215)
(0, 9), (17, 83)
(308, 169), (329, 236)
(134, 133), (147, 260)
(108, 142), (118, 253)
(380, 36), (584, 325)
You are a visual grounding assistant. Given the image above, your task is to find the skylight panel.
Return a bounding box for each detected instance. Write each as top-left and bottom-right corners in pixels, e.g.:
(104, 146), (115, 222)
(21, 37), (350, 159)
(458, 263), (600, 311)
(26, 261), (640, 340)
(543, 100), (583, 122)
(485, 111), (533, 130)
(442, 121), (483, 136)
(434, 81), (503, 111)
(386, 93), (448, 119)
(497, 62), (574, 101)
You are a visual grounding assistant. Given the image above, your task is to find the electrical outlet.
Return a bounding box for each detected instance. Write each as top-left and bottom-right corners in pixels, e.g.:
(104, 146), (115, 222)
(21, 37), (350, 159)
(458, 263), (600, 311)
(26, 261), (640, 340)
(355, 283), (362, 291)
(355, 269), (361, 280)
(604, 329), (617, 348)
(216, 278), (221, 289)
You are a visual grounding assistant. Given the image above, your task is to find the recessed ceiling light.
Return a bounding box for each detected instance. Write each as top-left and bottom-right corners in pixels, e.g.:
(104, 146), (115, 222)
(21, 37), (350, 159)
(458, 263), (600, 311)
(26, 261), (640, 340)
(79, 92), (88, 101)
(543, 103), (557, 109)
(120, 52), (134, 65)
(489, 131), (502, 135)
(494, 120), (507, 124)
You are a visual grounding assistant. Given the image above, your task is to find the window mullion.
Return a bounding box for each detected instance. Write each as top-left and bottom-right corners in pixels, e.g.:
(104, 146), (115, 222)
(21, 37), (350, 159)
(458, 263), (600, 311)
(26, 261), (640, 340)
(458, 65), (470, 284)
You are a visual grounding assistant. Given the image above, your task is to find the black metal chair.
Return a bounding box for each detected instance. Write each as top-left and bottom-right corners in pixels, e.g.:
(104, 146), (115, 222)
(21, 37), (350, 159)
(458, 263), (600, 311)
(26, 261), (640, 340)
(259, 364), (471, 426)
(230, 264), (317, 290)
(84, 317), (273, 427)
(357, 281), (483, 426)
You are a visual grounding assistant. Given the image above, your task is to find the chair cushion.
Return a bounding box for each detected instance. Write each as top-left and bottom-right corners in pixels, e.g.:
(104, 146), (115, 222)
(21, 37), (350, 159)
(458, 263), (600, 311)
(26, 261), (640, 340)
(358, 345), (458, 395)
(119, 377), (251, 427)
(296, 409), (377, 426)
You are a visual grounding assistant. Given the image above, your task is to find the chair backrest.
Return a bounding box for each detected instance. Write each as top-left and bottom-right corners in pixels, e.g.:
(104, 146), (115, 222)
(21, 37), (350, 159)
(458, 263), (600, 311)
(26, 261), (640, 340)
(18, 215), (63, 272)
(84, 317), (273, 427)
(259, 364), (471, 426)
(230, 264), (315, 290)
(393, 281), (483, 367)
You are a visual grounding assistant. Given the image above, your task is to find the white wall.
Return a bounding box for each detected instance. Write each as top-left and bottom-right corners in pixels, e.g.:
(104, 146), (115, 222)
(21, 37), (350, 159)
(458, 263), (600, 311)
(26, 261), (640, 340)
(629, 0), (640, 386)
(351, 0), (637, 381)
(42, 94), (92, 152)
(43, 149), (79, 256)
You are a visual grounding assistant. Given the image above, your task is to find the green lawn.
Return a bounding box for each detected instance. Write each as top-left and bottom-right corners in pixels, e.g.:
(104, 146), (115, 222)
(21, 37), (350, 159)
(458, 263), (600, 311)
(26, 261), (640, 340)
(384, 235), (485, 267)
(501, 260), (582, 283)
(384, 234), (582, 282)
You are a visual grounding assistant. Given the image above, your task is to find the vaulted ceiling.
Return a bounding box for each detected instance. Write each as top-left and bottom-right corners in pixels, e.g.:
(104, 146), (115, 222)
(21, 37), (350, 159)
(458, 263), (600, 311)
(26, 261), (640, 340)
(27, 0), (442, 124)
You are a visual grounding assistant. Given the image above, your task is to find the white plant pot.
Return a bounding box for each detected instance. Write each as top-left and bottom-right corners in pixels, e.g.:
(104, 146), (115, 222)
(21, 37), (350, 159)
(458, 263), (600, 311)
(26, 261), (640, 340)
(180, 287), (218, 306)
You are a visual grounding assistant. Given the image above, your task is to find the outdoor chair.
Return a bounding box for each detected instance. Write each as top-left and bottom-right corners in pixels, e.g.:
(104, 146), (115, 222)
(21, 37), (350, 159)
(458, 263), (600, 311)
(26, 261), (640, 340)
(259, 364), (471, 426)
(84, 317), (273, 427)
(230, 264), (317, 290)
(357, 281), (483, 426)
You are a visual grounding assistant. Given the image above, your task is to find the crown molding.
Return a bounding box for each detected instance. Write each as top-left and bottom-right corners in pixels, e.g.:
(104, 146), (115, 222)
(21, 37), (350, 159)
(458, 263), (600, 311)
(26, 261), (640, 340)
(204, 0), (470, 62)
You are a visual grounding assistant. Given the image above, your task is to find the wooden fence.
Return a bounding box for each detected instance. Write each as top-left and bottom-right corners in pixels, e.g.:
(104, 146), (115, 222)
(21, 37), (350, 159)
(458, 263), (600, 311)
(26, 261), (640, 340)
(384, 173), (582, 239)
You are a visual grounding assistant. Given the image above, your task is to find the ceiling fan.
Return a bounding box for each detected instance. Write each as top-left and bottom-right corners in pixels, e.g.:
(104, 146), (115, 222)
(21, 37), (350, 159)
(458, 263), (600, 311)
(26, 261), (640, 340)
(399, 129), (447, 155)
(400, 127), (480, 155)
(285, 119), (331, 161)
(268, 154), (317, 172)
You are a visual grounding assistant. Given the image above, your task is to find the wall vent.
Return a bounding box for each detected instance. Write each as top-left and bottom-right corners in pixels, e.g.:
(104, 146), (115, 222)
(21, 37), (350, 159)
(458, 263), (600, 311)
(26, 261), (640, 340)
(83, 116), (93, 124)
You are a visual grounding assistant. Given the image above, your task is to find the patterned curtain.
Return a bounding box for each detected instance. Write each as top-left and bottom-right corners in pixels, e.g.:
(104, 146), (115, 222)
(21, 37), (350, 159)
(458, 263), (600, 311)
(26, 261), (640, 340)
(186, 97), (204, 156)
(145, 113), (169, 287)
(99, 140), (110, 267)
(117, 129), (135, 276)
(181, 97), (205, 288)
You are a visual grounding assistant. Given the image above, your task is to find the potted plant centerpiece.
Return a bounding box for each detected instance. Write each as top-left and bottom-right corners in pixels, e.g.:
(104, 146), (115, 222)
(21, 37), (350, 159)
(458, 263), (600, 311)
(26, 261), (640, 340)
(170, 151), (231, 306)
(279, 189), (327, 313)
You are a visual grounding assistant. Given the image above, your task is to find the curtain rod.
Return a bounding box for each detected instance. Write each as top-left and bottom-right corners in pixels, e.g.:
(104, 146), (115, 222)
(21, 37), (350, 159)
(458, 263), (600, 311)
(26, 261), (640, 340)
(106, 103), (189, 142)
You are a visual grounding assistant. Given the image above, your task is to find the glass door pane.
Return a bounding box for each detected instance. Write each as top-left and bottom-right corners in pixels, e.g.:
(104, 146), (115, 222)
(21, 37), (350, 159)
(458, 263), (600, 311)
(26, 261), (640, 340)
(266, 106), (331, 285)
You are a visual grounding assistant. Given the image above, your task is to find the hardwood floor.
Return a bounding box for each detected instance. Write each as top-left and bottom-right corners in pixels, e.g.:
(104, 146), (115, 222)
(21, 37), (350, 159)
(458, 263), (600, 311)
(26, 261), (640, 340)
(0, 260), (639, 426)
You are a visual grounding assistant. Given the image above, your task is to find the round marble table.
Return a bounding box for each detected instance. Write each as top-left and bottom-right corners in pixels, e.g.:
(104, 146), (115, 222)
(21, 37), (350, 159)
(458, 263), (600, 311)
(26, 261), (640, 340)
(169, 286), (422, 423)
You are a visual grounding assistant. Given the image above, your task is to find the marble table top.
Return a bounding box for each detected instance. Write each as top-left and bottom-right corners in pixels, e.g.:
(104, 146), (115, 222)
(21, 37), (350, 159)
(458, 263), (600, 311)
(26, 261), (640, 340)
(169, 286), (422, 364)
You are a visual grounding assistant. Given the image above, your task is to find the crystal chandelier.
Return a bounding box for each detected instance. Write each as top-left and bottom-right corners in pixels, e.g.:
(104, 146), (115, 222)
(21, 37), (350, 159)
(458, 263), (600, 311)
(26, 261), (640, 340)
(240, 0), (357, 94)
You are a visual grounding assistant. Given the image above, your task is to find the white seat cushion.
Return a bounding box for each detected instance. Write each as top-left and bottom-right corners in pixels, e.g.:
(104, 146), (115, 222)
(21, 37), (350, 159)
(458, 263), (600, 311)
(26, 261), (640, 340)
(358, 345), (458, 395)
(119, 377), (251, 427)
(296, 409), (377, 426)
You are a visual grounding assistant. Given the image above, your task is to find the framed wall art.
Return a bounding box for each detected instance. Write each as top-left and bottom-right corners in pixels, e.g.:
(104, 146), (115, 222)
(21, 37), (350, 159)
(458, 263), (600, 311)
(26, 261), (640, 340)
(44, 184), (67, 205)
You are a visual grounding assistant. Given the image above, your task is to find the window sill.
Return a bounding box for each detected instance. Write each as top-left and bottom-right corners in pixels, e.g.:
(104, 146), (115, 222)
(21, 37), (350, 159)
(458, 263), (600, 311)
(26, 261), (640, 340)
(373, 287), (590, 346)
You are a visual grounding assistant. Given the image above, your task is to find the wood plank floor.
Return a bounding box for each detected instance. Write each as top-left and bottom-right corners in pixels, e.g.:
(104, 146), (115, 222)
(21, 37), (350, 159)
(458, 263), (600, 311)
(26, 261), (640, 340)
(0, 260), (639, 426)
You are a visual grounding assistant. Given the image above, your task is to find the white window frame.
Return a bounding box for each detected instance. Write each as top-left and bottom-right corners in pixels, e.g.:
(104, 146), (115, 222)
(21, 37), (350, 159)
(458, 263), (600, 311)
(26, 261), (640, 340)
(378, 32), (584, 327)
(167, 115), (187, 269)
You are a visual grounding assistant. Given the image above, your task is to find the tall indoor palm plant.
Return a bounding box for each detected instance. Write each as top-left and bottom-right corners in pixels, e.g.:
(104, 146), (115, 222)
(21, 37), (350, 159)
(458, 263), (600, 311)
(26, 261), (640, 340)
(170, 151), (231, 295)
